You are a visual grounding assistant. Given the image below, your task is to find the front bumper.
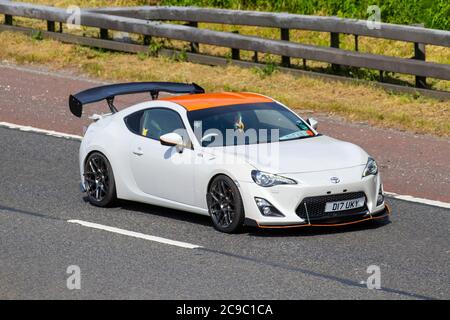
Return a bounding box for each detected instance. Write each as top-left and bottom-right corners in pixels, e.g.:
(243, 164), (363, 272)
(238, 166), (386, 227)
(246, 204), (390, 228)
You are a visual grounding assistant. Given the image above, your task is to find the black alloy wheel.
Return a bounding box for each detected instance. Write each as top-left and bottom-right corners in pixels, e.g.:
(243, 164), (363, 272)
(207, 175), (245, 233)
(84, 152), (116, 207)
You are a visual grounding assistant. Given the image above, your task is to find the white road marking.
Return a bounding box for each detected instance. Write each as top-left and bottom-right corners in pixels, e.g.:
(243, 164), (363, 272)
(68, 219), (202, 249)
(0, 121), (82, 141)
(1, 121), (450, 210)
(384, 192), (450, 209)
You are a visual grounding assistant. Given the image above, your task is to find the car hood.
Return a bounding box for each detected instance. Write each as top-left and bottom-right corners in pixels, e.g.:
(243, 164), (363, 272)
(207, 135), (369, 174)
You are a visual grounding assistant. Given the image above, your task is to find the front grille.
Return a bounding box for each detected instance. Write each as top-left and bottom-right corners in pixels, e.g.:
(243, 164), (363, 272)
(296, 192), (367, 221)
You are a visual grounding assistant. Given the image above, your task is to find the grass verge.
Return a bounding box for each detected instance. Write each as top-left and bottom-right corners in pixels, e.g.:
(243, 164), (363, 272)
(1, 31), (449, 137)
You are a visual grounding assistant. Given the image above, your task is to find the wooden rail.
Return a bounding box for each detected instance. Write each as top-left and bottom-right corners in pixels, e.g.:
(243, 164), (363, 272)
(1, 1), (449, 95)
(88, 6), (450, 47)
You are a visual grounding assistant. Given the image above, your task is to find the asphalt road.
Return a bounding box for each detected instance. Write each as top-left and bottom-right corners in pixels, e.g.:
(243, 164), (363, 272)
(0, 127), (449, 300)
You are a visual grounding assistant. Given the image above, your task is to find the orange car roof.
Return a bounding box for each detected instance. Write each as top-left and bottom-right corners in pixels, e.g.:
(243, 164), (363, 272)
(160, 92), (273, 111)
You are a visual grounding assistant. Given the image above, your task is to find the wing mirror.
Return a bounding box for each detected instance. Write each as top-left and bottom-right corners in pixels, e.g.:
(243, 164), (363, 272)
(306, 118), (318, 130)
(160, 132), (185, 153)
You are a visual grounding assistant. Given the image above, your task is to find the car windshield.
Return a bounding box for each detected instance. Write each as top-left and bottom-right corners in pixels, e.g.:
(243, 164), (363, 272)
(187, 102), (316, 147)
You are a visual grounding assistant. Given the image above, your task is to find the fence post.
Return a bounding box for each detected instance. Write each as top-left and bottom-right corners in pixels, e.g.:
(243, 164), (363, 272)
(330, 32), (340, 71)
(231, 31), (240, 60)
(143, 35), (151, 46)
(5, 14), (13, 25)
(414, 42), (426, 88)
(253, 51), (258, 63)
(186, 21), (199, 53)
(100, 28), (108, 40)
(354, 35), (359, 51)
(47, 20), (55, 32)
(280, 28), (290, 67)
(412, 24), (426, 88)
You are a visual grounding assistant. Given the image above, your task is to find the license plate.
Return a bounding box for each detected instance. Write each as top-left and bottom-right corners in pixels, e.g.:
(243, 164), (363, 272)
(324, 197), (365, 213)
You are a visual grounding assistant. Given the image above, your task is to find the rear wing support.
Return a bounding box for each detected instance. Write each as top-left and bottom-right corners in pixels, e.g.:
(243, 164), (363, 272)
(106, 97), (118, 114)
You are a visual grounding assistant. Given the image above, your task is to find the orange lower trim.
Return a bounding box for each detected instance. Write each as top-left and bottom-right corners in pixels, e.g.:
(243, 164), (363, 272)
(257, 204), (390, 229)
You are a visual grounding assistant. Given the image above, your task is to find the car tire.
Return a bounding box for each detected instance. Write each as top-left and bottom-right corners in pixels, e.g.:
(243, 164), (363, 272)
(207, 175), (245, 233)
(84, 152), (117, 207)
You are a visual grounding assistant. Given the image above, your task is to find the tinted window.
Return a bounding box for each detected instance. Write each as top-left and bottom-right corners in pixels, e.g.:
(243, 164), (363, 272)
(125, 108), (186, 140)
(187, 102), (315, 147)
(124, 110), (144, 134)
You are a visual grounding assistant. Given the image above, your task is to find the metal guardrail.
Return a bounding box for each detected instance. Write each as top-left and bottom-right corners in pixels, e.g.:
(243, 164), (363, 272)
(1, 1), (449, 95)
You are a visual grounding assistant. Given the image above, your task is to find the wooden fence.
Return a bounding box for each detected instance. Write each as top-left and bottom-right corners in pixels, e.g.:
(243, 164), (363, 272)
(1, 1), (449, 98)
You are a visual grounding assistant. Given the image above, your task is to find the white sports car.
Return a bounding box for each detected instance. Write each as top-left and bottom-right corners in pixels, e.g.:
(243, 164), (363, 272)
(70, 82), (389, 233)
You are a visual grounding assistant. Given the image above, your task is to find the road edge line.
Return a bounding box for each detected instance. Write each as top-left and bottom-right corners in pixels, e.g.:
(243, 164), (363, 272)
(0, 121), (82, 141)
(384, 192), (450, 209)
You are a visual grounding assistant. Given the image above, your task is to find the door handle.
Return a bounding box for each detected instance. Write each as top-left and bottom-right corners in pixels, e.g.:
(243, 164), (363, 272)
(133, 147), (144, 156)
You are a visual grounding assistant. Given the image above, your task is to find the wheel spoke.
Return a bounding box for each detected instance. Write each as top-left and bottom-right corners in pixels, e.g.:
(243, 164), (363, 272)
(208, 179), (237, 229)
(89, 160), (96, 173)
(209, 192), (220, 203)
(85, 155), (110, 202)
(219, 181), (227, 196)
(218, 211), (226, 225)
(214, 184), (224, 198)
(223, 211), (230, 225)
(225, 207), (234, 223)
(93, 157), (102, 172)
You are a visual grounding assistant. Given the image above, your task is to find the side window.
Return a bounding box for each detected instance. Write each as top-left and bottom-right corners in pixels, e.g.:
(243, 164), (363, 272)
(125, 108), (187, 141)
(140, 108), (185, 140)
(124, 110), (144, 135)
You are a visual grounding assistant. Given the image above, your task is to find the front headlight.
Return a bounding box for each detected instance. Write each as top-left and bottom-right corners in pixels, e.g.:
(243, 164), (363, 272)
(251, 170), (297, 187)
(362, 157), (378, 177)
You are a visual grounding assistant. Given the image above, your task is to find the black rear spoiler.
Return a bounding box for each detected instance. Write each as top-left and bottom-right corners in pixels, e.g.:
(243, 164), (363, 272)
(69, 82), (205, 117)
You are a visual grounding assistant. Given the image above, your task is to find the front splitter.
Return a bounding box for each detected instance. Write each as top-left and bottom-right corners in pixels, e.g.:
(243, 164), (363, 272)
(251, 204), (391, 229)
